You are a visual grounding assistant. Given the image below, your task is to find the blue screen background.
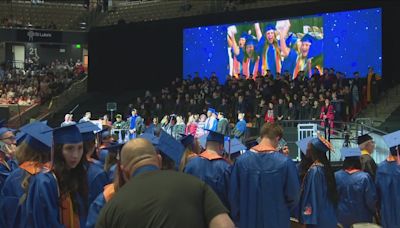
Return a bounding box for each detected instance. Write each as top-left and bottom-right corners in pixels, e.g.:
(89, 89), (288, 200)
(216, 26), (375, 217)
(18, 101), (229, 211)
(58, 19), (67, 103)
(183, 8), (382, 81)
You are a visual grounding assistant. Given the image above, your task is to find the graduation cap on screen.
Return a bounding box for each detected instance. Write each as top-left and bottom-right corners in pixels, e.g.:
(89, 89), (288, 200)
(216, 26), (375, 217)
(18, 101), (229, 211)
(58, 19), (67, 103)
(296, 136), (313, 155)
(138, 133), (159, 146)
(18, 121), (53, 152)
(157, 130), (185, 170)
(224, 137), (246, 155)
(300, 34), (313, 44)
(383, 130), (400, 154)
(179, 133), (194, 148)
(77, 121), (101, 142)
(340, 147), (361, 160)
(245, 38), (256, 47)
(264, 23), (276, 32)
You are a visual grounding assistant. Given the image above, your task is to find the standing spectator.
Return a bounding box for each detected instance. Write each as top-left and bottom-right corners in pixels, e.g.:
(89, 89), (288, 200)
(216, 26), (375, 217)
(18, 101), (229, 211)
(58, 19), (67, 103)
(185, 115), (198, 136)
(320, 98), (335, 133)
(230, 123), (300, 228)
(232, 112), (246, 142)
(216, 112), (229, 135)
(264, 102), (275, 123)
(255, 99), (267, 129)
(366, 67), (381, 104)
(129, 109), (138, 139)
(196, 114), (207, 138)
(276, 98), (286, 122)
(173, 116), (186, 139)
(298, 95), (310, 120)
(309, 100), (320, 120)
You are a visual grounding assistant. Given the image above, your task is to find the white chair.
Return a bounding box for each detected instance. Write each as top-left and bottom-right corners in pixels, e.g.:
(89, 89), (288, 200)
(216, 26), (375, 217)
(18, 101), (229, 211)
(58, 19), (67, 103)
(352, 223), (382, 228)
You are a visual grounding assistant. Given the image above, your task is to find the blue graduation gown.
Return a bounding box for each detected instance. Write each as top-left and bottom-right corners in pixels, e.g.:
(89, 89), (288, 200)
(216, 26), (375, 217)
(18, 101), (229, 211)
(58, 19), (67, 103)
(0, 167), (27, 228)
(87, 162), (109, 205)
(184, 151), (231, 208)
(86, 191), (107, 228)
(299, 165), (337, 228)
(25, 172), (87, 228)
(335, 170), (376, 228)
(376, 160), (400, 228)
(108, 164), (117, 182)
(0, 158), (18, 190)
(229, 151), (300, 228)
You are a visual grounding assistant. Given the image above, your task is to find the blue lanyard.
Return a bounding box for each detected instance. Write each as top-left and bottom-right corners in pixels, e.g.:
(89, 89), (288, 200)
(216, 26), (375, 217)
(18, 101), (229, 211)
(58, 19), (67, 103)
(131, 165), (159, 177)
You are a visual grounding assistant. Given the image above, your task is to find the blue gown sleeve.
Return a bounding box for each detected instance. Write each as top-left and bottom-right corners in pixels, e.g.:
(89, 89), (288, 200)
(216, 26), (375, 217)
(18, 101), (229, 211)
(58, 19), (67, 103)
(285, 160), (300, 210)
(300, 168), (323, 225)
(363, 174), (377, 215)
(86, 192), (107, 228)
(88, 169), (109, 204)
(27, 173), (64, 228)
(229, 160), (240, 224)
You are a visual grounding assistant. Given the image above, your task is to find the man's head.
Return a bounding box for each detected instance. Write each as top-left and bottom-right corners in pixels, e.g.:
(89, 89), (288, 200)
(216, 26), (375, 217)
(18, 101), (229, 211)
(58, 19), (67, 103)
(116, 114), (122, 121)
(131, 109), (137, 116)
(85, 112), (91, 119)
(259, 123), (283, 148)
(238, 112), (245, 121)
(120, 138), (162, 181)
(358, 134), (375, 154)
(218, 112), (224, 120)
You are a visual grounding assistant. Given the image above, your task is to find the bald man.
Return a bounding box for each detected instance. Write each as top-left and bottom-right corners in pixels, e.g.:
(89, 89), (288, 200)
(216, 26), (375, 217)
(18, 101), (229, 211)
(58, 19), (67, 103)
(96, 138), (234, 228)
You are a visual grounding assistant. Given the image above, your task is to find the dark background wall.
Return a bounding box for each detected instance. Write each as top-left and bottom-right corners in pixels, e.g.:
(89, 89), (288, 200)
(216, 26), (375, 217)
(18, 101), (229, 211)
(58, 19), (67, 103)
(88, 1), (400, 93)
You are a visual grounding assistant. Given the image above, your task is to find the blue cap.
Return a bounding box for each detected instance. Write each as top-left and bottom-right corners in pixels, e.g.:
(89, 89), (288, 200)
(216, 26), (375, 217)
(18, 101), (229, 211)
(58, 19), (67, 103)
(208, 108), (216, 114)
(264, 24), (276, 32)
(16, 131), (27, 146)
(207, 130), (225, 144)
(240, 32), (248, 39)
(285, 33), (298, 47)
(301, 34), (313, 44)
(103, 142), (125, 154)
(19, 121), (53, 152)
(245, 38), (256, 47)
(52, 124), (82, 145)
(77, 122), (101, 142)
(157, 130), (185, 170)
(138, 133), (159, 146)
(224, 137), (246, 154)
(340, 147), (361, 159)
(296, 136), (314, 155)
(383, 130), (400, 152)
(180, 134), (194, 148)
(310, 136), (332, 153)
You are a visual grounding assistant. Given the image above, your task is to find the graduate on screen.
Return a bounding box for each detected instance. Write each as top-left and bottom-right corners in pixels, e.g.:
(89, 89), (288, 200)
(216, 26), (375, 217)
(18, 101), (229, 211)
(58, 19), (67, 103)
(239, 38), (260, 79)
(227, 29), (247, 77)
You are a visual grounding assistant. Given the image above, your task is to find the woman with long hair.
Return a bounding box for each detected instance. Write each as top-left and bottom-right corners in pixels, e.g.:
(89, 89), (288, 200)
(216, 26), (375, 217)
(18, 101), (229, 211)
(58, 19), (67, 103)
(335, 148), (376, 228)
(0, 122), (52, 228)
(25, 124), (88, 227)
(299, 136), (338, 228)
(179, 134), (200, 171)
(77, 122), (109, 205)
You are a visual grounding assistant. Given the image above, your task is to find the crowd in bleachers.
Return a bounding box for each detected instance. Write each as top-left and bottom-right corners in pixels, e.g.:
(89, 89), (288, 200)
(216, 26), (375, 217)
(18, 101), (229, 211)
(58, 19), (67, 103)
(0, 59), (86, 105)
(106, 67), (382, 141)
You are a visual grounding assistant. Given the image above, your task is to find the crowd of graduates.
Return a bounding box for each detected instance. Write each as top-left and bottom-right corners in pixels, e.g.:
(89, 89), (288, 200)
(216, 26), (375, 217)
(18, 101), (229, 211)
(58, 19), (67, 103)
(0, 115), (399, 227)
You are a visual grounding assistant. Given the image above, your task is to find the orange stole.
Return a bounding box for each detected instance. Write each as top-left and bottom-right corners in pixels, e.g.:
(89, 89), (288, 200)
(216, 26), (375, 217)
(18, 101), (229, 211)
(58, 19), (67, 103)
(103, 184), (115, 203)
(60, 194), (80, 228)
(19, 161), (49, 175)
(199, 151), (223, 160)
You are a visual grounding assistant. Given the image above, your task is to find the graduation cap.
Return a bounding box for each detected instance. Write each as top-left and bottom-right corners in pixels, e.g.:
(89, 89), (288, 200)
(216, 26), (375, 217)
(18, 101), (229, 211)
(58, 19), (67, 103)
(16, 131), (27, 146)
(340, 147), (361, 160)
(224, 137), (246, 154)
(208, 108), (216, 114)
(19, 121), (53, 152)
(310, 136), (332, 153)
(103, 142), (125, 153)
(138, 133), (159, 146)
(207, 130), (225, 144)
(300, 33), (313, 44)
(157, 130), (185, 170)
(245, 38), (256, 47)
(240, 32), (248, 39)
(264, 23), (276, 32)
(382, 130), (400, 153)
(296, 136), (313, 155)
(180, 134), (194, 148)
(357, 134), (373, 145)
(51, 124), (82, 144)
(77, 121), (101, 142)
(244, 136), (259, 149)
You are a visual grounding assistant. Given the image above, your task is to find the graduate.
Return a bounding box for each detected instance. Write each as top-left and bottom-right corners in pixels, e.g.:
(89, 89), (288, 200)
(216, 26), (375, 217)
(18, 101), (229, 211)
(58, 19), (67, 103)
(376, 130), (400, 228)
(101, 142), (124, 182)
(229, 123), (299, 228)
(358, 134), (377, 180)
(255, 23), (282, 76)
(77, 121), (109, 205)
(0, 121), (18, 190)
(232, 112), (247, 142)
(178, 133), (200, 171)
(298, 136), (338, 228)
(240, 38), (260, 78)
(184, 130), (231, 209)
(25, 124), (88, 228)
(204, 108), (218, 131)
(0, 121), (52, 228)
(335, 147), (377, 228)
(156, 130), (185, 171)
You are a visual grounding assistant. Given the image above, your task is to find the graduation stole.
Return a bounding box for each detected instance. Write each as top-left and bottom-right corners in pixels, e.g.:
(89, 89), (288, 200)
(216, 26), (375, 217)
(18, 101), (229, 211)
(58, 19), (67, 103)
(262, 43), (281, 75)
(19, 161), (50, 175)
(200, 151), (224, 161)
(233, 55), (242, 77)
(242, 56), (259, 78)
(344, 168), (361, 174)
(293, 55), (310, 80)
(251, 144), (276, 153)
(103, 184), (116, 203)
(60, 193), (80, 228)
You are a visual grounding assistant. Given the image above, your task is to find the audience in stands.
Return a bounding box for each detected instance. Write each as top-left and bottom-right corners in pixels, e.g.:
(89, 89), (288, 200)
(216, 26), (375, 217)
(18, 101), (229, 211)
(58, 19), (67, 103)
(0, 59), (85, 105)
